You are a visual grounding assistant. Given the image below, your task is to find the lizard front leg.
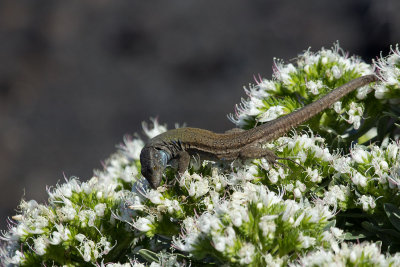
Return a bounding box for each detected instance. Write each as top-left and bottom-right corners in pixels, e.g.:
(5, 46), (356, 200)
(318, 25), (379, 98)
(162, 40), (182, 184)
(175, 150), (191, 181)
(176, 151), (191, 173)
(165, 151), (190, 187)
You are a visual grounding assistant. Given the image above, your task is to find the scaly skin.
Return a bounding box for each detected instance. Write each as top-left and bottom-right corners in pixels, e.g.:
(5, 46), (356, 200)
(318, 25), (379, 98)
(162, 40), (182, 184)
(140, 74), (378, 188)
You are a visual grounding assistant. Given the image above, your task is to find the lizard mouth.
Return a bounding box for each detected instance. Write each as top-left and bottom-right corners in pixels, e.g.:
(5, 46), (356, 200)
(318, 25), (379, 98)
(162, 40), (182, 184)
(147, 171), (163, 189)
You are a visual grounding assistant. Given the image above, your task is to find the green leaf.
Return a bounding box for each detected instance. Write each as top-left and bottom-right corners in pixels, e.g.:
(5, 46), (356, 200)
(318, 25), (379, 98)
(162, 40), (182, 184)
(323, 220), (336, 231)
(139, 249), (159, 263)
(362, 221), (400, 240)
(384, 203), (400, 232)
(343, 232), (367, 240)
(337, 212), (369, 218)
(376, 115), (390, 142)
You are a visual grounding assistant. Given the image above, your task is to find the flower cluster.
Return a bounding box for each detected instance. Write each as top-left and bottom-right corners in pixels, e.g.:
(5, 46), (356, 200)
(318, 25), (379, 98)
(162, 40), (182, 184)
(173, 183), (340, 266)
(0, 125), (150, 265)
(318, 141), (400, 214)
(252, 131), (333, 199)
(374, 44), (400, 100)
(293, 242), (400, 267)
(229, 43), (374, 143)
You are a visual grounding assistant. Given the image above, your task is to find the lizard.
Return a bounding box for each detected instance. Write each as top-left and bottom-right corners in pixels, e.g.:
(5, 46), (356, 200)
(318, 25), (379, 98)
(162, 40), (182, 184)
(140, 74), (378, 189)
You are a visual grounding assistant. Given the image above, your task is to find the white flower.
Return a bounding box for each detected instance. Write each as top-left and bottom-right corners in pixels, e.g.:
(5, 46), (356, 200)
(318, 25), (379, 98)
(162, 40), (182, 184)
(81, 177), (98, 194)
(358, 195), (376, 211)
(230, 210), (243, 227)
(78, 239), (95, 262)
(293, 212), (306, 228)
(294, 134), (314, 150)
(282, 200), (300, 222)
(249, 98), (266, 116)
(306, 80), (324, 95)
(259, 216), (277, 238)
(48, 225), (71, 245)
(297, 150), (307, 163)
(142, 118), (167, 139)
(146, 190), (163, 204)
(387, 142), (399, 160)
(225, 226), (236, 247)
(374, 44), (400, 96)
(374, 84), (389, 99)
(172, 234), (197, 252)
(304, 64), (311, 74)
(49, 178), (85, 201)
(121, 137), (144, 160)
(159, 199), (182, 214)
(318, 147), (333, 162)
(333, 101), (342, 113)
(78, 210), (96, 227)
(9, 250), (24, 265)
(212, 234), (226, 252)
(293, 242), (394, 267)
(48, 231), (62, 245)
(323, 185), (349, 206)
(106, 263), (133, 267)
(330, 227), (344, 239)
(30, 215), (49, 233)
(352, 172), (368, 187)
(238, 242), (255, 264)
(298, 233), (316, 249)
(307, 203), (333, 223)
(332, 156), (352, 174)
(189, 179), (209, 198)
(198, 213), (221, 233)
(351, 145), (370, 163)
(380, 160), (389, 171)
(296, 181), (306, 192)
(95, 203), (107, 217)
(353, 115), (361, 129)
(299, 43), (372, 77)
(259, 80), (278, 92)
(293, 188), (302, 198)
(344, 102), (363, 129)
(286, 183), (294, 192)
(33, 236), (47, 255)
(134, 217), (153, 232)
(258, 106), (286, 122)
(57, 204), (77, 222)
(356, 85), (373, 99)
(273, 60), (297, 86)
(268, 167), (286, 184)
(306, 168), (322, 183)
(331, 65), (342, 79)
(75, 233), (86, 242)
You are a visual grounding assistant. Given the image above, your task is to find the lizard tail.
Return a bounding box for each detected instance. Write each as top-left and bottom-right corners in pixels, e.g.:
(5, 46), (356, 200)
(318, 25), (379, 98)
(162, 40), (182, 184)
(250, 74), (378, 142)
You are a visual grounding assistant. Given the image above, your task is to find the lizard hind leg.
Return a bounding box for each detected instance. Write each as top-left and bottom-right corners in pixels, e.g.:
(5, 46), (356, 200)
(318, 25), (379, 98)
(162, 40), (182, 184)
(239, 143), (302, 172)
(239, 142), (278, 164)
(276, 156), (306, 171)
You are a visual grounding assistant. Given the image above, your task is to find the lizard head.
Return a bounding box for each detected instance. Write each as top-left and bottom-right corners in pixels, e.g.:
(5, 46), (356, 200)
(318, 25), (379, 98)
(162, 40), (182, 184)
(140, 146), (170, 189)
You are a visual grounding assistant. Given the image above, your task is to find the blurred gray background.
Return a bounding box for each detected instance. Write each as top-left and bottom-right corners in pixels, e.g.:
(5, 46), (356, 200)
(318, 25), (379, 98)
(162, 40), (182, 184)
(0, 0), (399, 230)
